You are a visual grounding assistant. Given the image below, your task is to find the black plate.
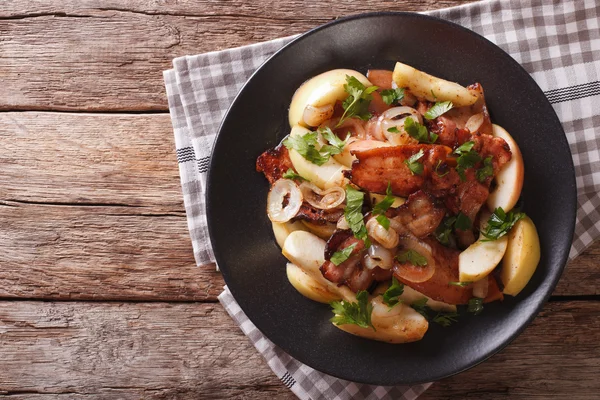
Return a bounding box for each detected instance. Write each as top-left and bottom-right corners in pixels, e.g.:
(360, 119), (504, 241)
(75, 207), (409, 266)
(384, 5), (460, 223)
(207, 12), (576, 385)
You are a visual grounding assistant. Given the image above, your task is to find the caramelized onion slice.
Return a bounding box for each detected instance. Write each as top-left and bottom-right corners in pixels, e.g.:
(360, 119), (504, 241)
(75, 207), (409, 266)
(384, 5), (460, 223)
(299, 182), (345, 210)
(363, 244), (394, 270)
(393, 236), (436, 283)
(267, 179), (303, 223)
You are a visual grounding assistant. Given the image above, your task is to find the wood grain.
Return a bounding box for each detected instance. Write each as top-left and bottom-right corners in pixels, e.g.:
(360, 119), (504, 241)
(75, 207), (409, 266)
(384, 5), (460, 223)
(0, 300), (597, 399)
(0, 0), (473, 111)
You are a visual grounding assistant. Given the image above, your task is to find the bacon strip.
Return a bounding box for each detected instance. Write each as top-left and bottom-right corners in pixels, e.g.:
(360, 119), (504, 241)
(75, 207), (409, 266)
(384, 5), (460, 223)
(256, 145), (293, 184)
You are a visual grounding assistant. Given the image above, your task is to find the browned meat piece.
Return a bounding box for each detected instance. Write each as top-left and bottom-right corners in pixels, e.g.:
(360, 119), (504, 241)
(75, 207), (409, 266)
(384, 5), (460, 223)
(256, 145), (294, 184)
(471, 132), (512, 176)
(394, 238), (472, 304)
(386, 190), (445, 238)
(321, 232), (370, 290)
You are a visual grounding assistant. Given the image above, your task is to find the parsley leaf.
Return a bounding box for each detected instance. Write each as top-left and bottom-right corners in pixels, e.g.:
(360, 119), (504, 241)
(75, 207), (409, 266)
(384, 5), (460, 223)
(330, 243), (357, 266)
(424, 101), (453, 120)
(382, 277), (404, 308)
(404, 117), (438, 144)
(344, 186), (370, 246)
(449, 281), (473, 287)
(410, 297), (429, 318)
(372, 183), (395, 215)
(320, 127), (349, 156)
(467, 297), (484, 315)
(476, 156), (494, 183)
(282, 168), (308, 182)
(481, 207), (526, 241)
(387, 126), (400, 133)
(433, 311), (460, 327)
(380, 87), (405, 106)
(455, 212), (472, 231)
(395, 249), (428, 266)
(410, 297), (459, 327)
(330, 290), (375, 330)
(282, 133), (330, 166)
(453, 141), (482, 181)
(435, 215), (457, 246)
(376, 214), (390, 230)
(404, 149), (425, 175)
(338, 76), (379, 127)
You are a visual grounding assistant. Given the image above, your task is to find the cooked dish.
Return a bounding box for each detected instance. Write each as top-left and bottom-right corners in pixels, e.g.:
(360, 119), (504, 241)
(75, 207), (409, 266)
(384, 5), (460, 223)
(256, 62), (541, 343)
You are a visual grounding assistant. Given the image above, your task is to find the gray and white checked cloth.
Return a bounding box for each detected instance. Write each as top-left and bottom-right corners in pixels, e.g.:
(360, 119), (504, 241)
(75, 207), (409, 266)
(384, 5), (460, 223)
(164, 0), (600, 398)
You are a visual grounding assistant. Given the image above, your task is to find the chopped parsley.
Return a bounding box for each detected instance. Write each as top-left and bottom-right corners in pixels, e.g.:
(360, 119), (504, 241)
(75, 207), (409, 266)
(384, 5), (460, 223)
(337, 75), (379, 127)
(453, 141), (482, 181)
(282, 168), (308, 182)
(282, 128), (348, 166)
(376, 214), (390, 230)
(380, 87), (405, 106)
(434, 159), (450, 177)
(481, 207), (526, 241)
(410, 297), (460, 327)
(330, 290), (375, 330)
(404, 117), (438, 144)
(449, 281), (473, 287)
(424, 101), (453, 120)
(382, 277), (404, 308)
(387, 126), (400, 133)
(476, 156), (494, 183)
(395, 249), (428, 266)
(435, 215), (457, 246)
(330, 243), (357, 266)
(404, 149), (425, 175)
(467, 297), (484, 315)
(372, 182), (395, 215)
(455, 212), (472, 231)
(344, 186), (370, 246)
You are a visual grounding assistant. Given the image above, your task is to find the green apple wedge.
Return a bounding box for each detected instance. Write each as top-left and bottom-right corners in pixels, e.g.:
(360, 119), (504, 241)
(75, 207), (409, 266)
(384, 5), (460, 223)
(459, 217), (508, 283)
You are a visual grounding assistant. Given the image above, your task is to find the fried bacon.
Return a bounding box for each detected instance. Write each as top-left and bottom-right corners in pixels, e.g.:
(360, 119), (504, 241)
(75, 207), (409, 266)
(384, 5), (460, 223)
(256, 145), (293, 184)
(386, 190), (445, 238)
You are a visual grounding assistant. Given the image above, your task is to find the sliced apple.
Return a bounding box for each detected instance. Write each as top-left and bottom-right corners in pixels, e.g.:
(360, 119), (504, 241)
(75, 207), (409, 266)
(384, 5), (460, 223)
(399, 286), (457, 313)
(501, 216), (541, 296)
(459, 217), (508, 282)
(271, 220), (307, 249)
(300, 221), (336, 240)
(287, 125), (349, 190)
(333, 296), (428, 343)
(487, 124), (525, 212)
(370, 193), (406, 208)
(392, 62), (478, 107)
(289, 69), (372, 128)
(286, 263), (341, 303)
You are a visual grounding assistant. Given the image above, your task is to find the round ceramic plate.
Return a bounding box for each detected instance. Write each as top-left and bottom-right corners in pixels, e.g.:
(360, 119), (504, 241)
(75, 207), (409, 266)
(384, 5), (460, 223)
(207, 12), (576, 385)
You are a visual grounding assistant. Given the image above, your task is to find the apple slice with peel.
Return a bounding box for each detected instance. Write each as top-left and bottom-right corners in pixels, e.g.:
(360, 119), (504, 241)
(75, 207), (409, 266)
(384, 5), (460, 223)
(459, 217), (508, 282)
(501, 216), (541, 296)
(287, 125), (349, 190)
(288, 69), (372, 128)
(286, 263), (341, 303)
(487, 124), (524, 212)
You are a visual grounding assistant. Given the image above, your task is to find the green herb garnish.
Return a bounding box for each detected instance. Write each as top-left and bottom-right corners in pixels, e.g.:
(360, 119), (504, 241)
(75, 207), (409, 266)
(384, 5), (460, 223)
(467, 297), (484, 315)
(282, 168), (308, 182)
(449, 281), (473, 287)
(476, 156), (494, 183)
(330, 243), (357, 266)
(453, 141), (482, 181)
(337, 76), (379, 127)
(435, 215), (457, 246)
(434, 159), (450, 177)
(320, 127), (349, 156)
(372, 182), (395, 215)
(455, 212), (472, 231)
(411, 297), (430, 318)
(395, 249), (428, 266)
(344, 186), (370, 246)
(382, 277), (404, 308)
(424, 101), (453, 120)
(433, 311), (460, 327)
(404, 149), (425, 175)
(387, 126), (400, 133)
(282, 128), (349, 166)
(481, 207), (526, 241)
(411, 297), (460, 327)
(380, 87), (405, 106)
(404, 117), (438, 144)
(376, 214), (390, 230)
(330, 290), (375, 330)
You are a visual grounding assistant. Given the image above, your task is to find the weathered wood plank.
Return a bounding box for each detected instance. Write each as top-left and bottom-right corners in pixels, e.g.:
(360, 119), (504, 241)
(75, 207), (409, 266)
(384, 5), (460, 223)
(0, 300), (597, 399)
(0, 112), (181, 210)
(0, 0), (474, 111)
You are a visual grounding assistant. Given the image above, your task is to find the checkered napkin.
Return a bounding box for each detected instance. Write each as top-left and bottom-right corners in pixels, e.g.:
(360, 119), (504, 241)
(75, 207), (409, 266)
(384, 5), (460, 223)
(164, 0), (600, 398)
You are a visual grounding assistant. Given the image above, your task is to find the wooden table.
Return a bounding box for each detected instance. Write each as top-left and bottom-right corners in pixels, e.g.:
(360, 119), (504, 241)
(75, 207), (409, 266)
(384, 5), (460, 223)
(1, 1), (598, 398)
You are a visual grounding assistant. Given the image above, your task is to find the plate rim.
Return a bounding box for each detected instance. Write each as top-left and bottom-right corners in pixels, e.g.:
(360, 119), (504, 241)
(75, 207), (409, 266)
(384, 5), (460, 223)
(206, 11), (576, 385)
